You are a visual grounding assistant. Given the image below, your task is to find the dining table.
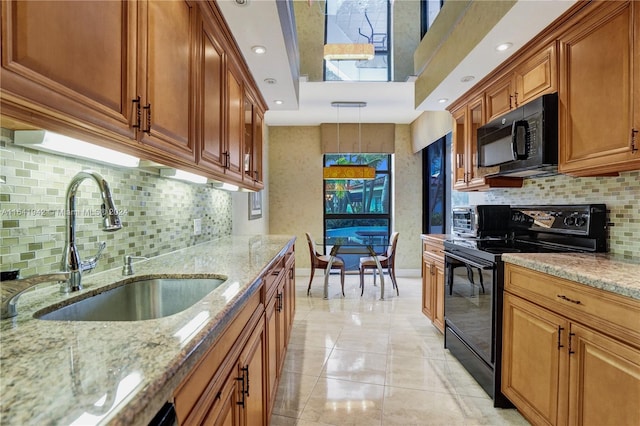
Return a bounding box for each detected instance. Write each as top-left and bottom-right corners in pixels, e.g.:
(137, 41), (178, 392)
(321, 236), (390, 300)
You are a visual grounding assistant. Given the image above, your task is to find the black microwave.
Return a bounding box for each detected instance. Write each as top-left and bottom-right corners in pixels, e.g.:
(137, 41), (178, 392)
(477, 93), (558, 177)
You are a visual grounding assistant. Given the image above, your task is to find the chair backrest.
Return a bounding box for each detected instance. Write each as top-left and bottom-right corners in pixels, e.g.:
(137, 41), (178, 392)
(305, 232), (319, 260)
(386, 232), (399, 261)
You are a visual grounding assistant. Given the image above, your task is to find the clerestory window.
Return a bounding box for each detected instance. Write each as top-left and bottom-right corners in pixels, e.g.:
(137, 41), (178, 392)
(324, 0), (391, 82)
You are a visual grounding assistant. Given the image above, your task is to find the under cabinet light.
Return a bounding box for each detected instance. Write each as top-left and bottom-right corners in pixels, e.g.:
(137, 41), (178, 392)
(14, 130), (140, 168)
(159, 168), (208, 184)
(211, 182), (239, 191)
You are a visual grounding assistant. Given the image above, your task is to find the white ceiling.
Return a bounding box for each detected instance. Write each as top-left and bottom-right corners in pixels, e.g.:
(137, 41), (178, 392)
(217, 0), (576, 127)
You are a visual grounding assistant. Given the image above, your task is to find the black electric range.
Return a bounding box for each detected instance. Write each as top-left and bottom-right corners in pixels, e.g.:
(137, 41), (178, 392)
(443, 204), (607, 407)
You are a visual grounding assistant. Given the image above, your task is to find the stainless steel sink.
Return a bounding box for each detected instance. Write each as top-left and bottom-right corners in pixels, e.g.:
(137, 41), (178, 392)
(36, 277), (226, 321)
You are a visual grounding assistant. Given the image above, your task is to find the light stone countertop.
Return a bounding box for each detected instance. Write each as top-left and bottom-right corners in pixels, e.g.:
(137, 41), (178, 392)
(502, 253), (640, 300)
(0, 235), (296, 425)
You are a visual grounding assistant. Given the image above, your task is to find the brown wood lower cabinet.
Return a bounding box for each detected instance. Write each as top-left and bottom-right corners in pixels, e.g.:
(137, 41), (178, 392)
(174, 245), (295, 426)
(501, 263), (640, 426)
(421, 236), (445, 333)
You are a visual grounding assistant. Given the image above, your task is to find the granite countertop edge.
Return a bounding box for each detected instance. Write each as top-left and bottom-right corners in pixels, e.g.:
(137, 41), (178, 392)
(502, 252), (640, 300)
(0, 234), (296, 426)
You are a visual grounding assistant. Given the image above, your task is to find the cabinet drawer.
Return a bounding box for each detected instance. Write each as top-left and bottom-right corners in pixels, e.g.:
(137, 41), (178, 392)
(504, 263), (640, 347)
(422, 239), (444, 259)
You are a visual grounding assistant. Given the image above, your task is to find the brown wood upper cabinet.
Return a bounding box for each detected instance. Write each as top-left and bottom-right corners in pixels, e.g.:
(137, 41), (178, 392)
(558, 0), (640, 176)
(1, 0), (266, 191)
(0, 0), (138, 144)
(244, 93), (264, 189)
(486, 43), (557, 123)
(137, 0), (196, 162)
(451, 96), (522, 191)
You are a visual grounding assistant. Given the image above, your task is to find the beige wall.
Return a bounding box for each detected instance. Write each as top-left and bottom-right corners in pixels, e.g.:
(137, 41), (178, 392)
(268, 124), (422, 273)
(393, 0), (421, 82)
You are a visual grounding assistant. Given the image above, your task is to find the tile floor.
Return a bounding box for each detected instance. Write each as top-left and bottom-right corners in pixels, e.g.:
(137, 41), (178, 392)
(270, 273), (530, 426)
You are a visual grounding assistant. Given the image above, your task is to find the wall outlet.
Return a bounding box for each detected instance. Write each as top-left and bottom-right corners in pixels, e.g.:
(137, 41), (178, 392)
(193, 218), (202, 235)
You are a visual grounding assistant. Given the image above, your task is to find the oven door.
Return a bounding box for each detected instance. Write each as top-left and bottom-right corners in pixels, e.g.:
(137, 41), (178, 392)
(444, 251), (497, 366)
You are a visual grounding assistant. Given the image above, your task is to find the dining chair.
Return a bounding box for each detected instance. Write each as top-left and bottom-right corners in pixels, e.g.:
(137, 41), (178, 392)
(358, 232), (399, 296)
(305, 233), (345, 296)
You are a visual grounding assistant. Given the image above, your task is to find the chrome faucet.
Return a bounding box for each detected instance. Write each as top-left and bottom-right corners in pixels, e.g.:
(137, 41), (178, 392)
(122, 255), (148, 276)
(60, 170), (122, 293)
(1, 272), (70, 319)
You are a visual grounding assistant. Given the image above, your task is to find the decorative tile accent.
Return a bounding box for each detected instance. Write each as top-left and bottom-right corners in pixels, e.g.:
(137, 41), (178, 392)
(484, 172), (640, 260)
(0, 128), (232, 276)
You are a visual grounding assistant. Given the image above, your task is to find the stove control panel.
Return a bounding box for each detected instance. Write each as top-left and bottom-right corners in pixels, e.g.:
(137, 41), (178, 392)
(510, 204), (607, 236)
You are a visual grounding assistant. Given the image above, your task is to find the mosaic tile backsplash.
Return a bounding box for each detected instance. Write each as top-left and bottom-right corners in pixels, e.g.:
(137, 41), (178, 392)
(482, 171), (640, 261)
(0, 128), (232, 277)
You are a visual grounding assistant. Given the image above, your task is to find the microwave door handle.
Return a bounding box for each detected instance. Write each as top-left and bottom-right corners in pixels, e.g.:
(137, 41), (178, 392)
(511, 120), (529, 160)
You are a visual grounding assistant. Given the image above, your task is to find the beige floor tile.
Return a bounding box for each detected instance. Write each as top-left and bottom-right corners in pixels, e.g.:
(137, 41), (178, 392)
(385, 355), (456, 394)
(282, 344), (333, 376)
(322, 348), (388, 385)
(272, 371), (319, 419)
(387, 332), (448, 359)
(382, 386), (467, 425)
(300, 377), (384, 425)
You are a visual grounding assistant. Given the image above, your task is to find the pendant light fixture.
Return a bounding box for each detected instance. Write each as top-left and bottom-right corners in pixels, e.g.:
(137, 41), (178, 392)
(323, 101), (376, 180)
(323, 43), (375, 61)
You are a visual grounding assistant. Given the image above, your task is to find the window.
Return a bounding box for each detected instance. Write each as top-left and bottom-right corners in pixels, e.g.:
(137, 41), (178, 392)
(323, 154), (392, 270)
(421, 0), (444, 38)
(324, 0), (391, 82)
(422, 134), (450, 234)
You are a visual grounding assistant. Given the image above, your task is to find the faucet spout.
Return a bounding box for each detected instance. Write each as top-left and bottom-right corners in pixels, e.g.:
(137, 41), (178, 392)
(61, 170), (122, 293)
(1, 272), (71, 319)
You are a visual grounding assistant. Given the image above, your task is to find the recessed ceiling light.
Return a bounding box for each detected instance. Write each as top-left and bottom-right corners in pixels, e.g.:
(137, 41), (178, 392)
(496, 42), (513, 52)
(438, 98), (449, 104)
(234, 0), (249, 6)
(460, 75), (475, 83)
(274, 100), (283, 105)
(251, 45), (266, 55)
(264, 78), (277, 85)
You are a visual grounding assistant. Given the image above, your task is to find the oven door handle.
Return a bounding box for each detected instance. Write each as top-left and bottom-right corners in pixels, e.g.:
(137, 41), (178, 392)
(445, 252), (494, 270)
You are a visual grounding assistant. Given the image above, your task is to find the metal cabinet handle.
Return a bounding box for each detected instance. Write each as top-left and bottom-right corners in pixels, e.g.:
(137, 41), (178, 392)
(143, 104), (151, 134)
(557, 326), (564, 349)
(556, 294), (581, 305)
(132, 96), (141, 129)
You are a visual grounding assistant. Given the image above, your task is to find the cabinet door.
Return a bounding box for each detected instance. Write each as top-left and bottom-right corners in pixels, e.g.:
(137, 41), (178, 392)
(558, 0), (639, 176)
(265, 297), (278, 413)
(276, 278), (288, 375)
(568, 323), (640, 426)
(238, 318), (266, 426)
(502, 293), (569, 426)
(421, 256), (434, 319)
(515, 43), (557, 107)
(247, 107), (264, 188)
(451, 107), (468, 189)
(198, 9), (226, 172)
(0, 0), (137, 140)
(225, 59), (245, 182)
(432, 260), (445, 333)
(485, 74), (515, 122)
(243, 96), (253, 181)
(138, 0), (196, 161)
(465, 96), (487, 188)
